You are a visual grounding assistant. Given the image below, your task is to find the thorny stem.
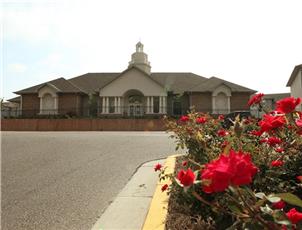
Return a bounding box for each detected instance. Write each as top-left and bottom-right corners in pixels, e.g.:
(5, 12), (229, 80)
(235, 187), (277, 230)
(191, 191), (249, 219)
(187, 158), (205, 169)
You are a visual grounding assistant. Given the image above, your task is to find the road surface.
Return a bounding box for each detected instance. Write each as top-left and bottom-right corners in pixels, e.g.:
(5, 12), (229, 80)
(2, 131), (180, 230)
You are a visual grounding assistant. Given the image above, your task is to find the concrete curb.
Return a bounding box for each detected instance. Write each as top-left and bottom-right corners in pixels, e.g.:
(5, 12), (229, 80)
(142, 154), (180, 230)
(91, 158), (166, 230)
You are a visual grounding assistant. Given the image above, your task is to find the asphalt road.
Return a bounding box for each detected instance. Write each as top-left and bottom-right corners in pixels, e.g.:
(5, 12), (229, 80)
(1, 132), (180, 230)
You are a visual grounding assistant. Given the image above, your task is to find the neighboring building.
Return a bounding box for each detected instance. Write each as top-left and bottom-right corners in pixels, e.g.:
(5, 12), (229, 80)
(263, 93), (291, 110)
(287, 64), (302, 111)
(1, 97), (21, 118)
(9, 42), (256, 117)
(250, 93), (291, 118)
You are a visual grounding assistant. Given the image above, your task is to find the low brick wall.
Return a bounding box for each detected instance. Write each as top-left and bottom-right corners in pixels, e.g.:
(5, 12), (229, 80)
(1, 119), (166, 131)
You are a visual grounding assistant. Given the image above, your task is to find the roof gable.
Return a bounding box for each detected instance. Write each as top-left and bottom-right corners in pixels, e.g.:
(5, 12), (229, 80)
(99, 67), (166, 96)
(14, 77), (83, 94)
(287, 64), (302, 86)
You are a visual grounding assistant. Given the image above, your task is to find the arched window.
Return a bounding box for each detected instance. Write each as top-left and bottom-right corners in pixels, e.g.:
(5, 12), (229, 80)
(41, 93), (55, 114)
(215, 92), (228, 114)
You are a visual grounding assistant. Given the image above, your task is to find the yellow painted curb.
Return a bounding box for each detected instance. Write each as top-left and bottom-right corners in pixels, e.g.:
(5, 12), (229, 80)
(142, 154), (181, 230)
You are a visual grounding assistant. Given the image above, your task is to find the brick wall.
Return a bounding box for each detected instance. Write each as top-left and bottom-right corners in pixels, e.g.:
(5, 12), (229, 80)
(1, 119), (166, 131)
(21, 94), (40, 117)
(230, 92), (250, 111)
(58, 94), (82, 116)
(190, 92), (212, 112)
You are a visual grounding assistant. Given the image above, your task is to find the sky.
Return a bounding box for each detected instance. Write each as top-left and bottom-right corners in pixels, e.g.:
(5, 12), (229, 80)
(1, 0), (302, 100)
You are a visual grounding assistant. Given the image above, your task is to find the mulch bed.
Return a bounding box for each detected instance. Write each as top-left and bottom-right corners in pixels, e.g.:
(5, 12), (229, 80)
(165, 156), (216, 230)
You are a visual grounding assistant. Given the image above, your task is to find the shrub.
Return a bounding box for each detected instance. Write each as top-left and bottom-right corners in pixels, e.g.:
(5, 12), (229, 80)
(158, 95), (302, 229)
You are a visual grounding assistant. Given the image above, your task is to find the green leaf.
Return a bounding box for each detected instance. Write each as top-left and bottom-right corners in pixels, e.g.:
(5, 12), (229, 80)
(255, 192), (266, 199)
(228, 204), (242, 214)
(275, 193), (302, 208)
(267, 195), (281, 203)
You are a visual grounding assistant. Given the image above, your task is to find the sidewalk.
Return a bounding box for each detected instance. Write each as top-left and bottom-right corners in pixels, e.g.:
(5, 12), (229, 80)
(91, 159), (165, 230)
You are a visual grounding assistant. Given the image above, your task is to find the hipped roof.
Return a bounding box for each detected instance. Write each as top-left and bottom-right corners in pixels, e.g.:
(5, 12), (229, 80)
(12, 70), (256, 97)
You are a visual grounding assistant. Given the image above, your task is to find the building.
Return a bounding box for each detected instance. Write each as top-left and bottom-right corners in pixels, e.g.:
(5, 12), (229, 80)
(263, 93), (291, 110)
(9, 42), (256, 117)
(287, 64), (302, 111)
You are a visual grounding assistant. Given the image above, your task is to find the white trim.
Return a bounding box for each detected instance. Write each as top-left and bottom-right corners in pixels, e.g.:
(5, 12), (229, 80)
(163, 96), (167, 114)
(150, 97), (154, 114)
(159, 96), (162, 113)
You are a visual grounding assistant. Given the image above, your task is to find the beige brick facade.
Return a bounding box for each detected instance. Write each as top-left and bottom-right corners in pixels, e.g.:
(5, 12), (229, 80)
(190, 92), (212, 112)
(22, 94), (40, 117)
(230, 92), (250, 111)
(58, 94), (82, 116)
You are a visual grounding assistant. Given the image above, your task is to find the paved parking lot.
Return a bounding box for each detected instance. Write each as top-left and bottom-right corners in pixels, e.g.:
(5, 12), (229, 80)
(1, 132), (180, 230)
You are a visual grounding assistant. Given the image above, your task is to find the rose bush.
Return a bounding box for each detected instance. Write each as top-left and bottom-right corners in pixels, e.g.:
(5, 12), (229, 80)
(156, 95), (302, 229)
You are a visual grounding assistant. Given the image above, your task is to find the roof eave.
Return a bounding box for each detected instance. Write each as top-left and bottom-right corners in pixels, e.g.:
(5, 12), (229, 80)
(287, 64), (302, 86)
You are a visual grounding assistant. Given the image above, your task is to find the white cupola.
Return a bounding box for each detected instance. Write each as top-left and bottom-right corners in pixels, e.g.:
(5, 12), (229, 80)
(128, 42), (151, 75)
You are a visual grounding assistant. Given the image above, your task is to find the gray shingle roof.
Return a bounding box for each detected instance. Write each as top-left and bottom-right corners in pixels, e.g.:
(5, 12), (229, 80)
(14, 77), (84, 94)
(150, 73), (208, 93)
(69, 73), (120, 94)
(189, 76), (256, 93)
(7, 96), (21, 103)
(13, 70), (256, 96)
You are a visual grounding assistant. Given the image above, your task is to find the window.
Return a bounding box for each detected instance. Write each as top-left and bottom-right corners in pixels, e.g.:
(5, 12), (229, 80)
(109, 97), (115, 113)
(41, 93), (56, 114)
(173, 101), (182, 115)
(153, 96), (159, 113)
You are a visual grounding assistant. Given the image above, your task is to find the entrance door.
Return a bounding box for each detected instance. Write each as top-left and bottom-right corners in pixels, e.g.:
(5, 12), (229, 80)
(129, 103), (142, 116)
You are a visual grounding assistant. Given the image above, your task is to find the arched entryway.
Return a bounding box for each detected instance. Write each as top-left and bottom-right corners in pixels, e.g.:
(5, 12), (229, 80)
(123, 89), (145, 116)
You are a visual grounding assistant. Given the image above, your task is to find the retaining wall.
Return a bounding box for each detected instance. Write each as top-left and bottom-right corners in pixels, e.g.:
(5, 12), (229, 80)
(1, 119), (166, 131)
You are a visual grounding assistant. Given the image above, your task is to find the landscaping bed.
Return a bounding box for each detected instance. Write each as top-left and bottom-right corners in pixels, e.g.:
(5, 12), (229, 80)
(155, 95), (302, 229)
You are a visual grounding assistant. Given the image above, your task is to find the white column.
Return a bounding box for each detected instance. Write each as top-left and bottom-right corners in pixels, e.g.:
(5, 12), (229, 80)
(117, 97), (121, 113)
(146, 97), (150, 114)
(54, 96), (58, 114)
(114, 97), (117, 113)
(106, 97), (109, 113)
(102, 97), (106, 114)
(163, 96), (167, 114)
(159, 96), (163, 113)
(150, 97), (154, 114)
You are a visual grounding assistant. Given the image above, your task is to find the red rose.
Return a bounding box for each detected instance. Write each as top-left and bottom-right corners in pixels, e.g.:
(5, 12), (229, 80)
(258, 114), (286, 133)
(267, 137), (282, 146)
(272, 200), (286, 209)
(196, 117), (207, 124)
(217, 129), (228, 137)
(286, 208), (302, 224)
(271, 160), (284, 167)
(177, 168), (195, 187)
(297, 176), (302, 182)
(201, 150), (258, 193)
(161, 184), (168, 192)
(221, 140), (229, 148)
(259, 138), (268, 144)
(248, 93), (264, 106)
(296, 118), (302, 127)
(218, 115), (224, 120)
(182, 161), (188, 166)
(180, 115), (189, 122)
(276, 97), (301, 114)
(249, 130), (262, 136)
(154, 163), (162, 172)
(275, 147), (284, 153)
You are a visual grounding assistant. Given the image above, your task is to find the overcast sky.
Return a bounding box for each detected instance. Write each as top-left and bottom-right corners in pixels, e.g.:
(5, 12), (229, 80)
(2, 0), (302, 100)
